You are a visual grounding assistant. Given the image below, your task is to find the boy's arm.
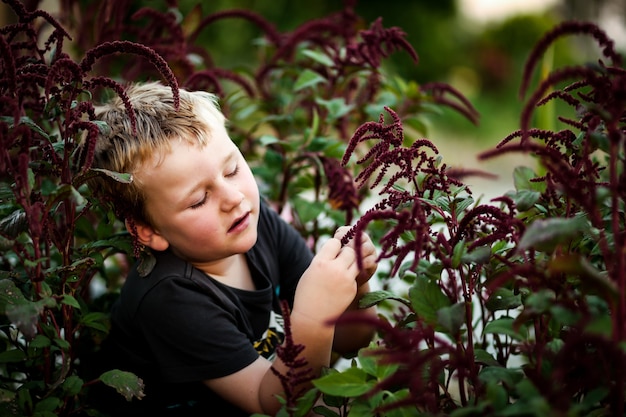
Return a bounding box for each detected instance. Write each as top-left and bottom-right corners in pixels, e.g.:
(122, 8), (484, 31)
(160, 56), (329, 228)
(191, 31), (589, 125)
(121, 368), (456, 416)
(332, 281), (378, 355)
(204, 236), (363, 415)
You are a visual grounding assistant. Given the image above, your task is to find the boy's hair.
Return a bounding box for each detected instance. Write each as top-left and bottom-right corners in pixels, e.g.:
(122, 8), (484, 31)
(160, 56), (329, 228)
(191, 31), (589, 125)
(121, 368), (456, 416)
(90, 81), (225, 225)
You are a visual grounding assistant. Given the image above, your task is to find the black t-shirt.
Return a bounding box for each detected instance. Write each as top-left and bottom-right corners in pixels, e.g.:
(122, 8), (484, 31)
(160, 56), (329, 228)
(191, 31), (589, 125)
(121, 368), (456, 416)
(96, 202), (313, 416)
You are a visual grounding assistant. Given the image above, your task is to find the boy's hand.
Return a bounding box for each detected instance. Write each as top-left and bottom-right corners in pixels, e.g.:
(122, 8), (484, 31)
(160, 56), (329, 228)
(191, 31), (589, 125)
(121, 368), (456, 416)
(293, 237), (359, 323)
(334, 226), (378, 287)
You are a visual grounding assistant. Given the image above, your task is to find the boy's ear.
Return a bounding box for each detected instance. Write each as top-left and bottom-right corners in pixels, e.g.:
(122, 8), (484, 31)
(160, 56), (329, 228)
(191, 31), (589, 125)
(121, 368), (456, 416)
(126, 219), (170, 252)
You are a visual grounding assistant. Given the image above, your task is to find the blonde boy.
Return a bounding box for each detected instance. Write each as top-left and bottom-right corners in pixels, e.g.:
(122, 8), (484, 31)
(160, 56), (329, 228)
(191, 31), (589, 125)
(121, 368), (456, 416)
(90, 82), (377, 416)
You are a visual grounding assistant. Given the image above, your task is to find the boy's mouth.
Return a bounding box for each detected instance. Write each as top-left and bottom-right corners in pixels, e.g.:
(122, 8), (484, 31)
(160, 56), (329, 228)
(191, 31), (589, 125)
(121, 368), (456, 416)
(228, 212), (250, 232)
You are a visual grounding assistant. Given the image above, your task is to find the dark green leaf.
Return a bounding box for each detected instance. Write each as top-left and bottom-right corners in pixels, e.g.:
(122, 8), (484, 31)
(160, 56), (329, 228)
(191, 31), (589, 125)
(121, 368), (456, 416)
(80, 312), (109, 333)
(90, 168), (133, 184)
(292, 197), (325, 224)
(34, 396), (62, 412)
(402, 116), (428, 136)
(358, 348), (398, 380)
(483, 317), (528, 341)
(409, 275), (451, 326)
(0, 349), (27, 363)
(313, 367), (373, 397)
(451, 240), (466, 268)
(61, 294), (81, 309)
(478, 366), (524, 387)
(517, 215), (589, 253)
(524, 289), (555, 314)
(29, 335), (51, 349)
(513, 189), (541, 211)
(358, 290), (409, 309)
(513, 166), (544, 192)
(311, 406), (340, 417)
(315, 98), (353, 120)
(258, 134), (280, 146)
(61, 376), (84, 397)
(137, 250), (156, 277)
(474, 349), (501, 367)
(301, 49), (334, 66)
(6, 299), (51, 340)
(294, 69), (327, 91)
(437, 302), (466, 336)
(99, 370), (145, 401)
(1, 116), (50, 140)
(0, 210), (27, 239)
(485, 288), (522, 312)
(462, 246), (491, 265)
(0, 279), (27, 312)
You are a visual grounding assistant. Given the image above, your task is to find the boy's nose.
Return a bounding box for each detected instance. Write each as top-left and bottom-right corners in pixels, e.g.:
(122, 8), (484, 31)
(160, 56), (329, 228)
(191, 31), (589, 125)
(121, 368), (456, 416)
(220, 187), (244, 211)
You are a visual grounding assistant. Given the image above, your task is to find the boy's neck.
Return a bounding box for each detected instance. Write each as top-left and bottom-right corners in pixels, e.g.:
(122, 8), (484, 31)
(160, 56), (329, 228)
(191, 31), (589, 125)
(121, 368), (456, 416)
(197, 253), (255, 291)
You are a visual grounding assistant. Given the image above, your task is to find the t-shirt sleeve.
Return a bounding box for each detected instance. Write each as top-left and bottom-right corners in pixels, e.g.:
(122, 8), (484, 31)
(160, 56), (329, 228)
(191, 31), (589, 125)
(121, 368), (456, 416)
(135, 276), (260, 383)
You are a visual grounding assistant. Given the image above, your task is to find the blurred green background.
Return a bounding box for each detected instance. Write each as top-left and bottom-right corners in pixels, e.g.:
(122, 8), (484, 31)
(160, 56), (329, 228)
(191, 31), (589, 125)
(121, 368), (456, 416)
(2, 0), (625, 197)
(151, 0), (625, 198)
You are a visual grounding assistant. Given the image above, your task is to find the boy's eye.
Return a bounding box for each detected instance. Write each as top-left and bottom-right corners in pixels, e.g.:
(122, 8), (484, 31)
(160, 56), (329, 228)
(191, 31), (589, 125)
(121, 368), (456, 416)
(226, 165), (239, 177)
(190, 193), (207, 210)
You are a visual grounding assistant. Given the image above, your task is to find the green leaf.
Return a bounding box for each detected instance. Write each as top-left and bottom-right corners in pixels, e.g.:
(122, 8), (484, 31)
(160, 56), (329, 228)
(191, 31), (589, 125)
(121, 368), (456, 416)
(402, 116), (429, 136)
(80, 312), (110, 333)
(485, 288), (522, 312)
(29, 335), (52, 349)
(45, 184), (87, 211)
(548, 254), (617, 300)
(436, 302), (466, 336)
(6, 299), (49, 340)
(462, 245), (491, 265)
(0, 349), (27, 363)
(62, 376), (84, 396)
(315, 98), (353, 120)
(409, 275), (451, 326)
(358, 290), (408, 309)
(313, 367), (374, 397)
(513, 189), (541, 211)
(294, 69), (327, 91)
(0, 209), (27, 239)
(137, 250), (157, 277)
(517, 215), (589, 253)
(483, 317), (528, 341)
(311, 406), (340, 417)
(1, 116), (50, 140)
(524, 289), (555, 314)
(474, 349), (501, 367)
(358, 348), (399, 380)
(80, 233), (134, 255)
(451, 240), (466, 268)
(61, 294), (81, 309)
(34, 396), (62, 412)
(292, 197), (325, 224)
(301, 49), (334, 66)
(99, 370), (145, 401)
(0, 279), (27, 312)
(90, 168), (133, 184)
(258, 134), (281, 146)
(513, 166), (544, 192)
(478, 365), (524, 387)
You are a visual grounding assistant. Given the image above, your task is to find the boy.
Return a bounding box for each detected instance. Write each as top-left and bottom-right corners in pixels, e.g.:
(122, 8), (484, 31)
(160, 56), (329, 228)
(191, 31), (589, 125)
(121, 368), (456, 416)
(89, 82), (378, 416)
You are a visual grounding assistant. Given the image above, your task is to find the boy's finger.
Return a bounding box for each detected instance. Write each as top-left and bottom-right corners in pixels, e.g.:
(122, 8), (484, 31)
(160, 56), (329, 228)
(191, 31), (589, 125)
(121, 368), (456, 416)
(333, 226), (351, 242)
(317, 237), (342, 258)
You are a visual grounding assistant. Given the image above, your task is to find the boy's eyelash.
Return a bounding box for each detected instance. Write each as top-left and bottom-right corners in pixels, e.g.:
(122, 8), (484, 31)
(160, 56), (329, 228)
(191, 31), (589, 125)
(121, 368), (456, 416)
(189, 165), (238, 209)
(227, 165), (239, 177)
(190, 193), (207, 209)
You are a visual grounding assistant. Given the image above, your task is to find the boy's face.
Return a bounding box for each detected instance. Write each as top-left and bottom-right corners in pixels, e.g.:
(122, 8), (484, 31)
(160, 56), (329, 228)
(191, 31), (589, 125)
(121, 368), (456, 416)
(134, 125), (260, 269)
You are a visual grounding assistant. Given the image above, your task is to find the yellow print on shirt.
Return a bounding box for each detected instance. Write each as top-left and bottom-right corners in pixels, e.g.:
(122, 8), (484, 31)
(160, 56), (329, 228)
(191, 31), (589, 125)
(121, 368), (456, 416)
(253, 310), (285, 360)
